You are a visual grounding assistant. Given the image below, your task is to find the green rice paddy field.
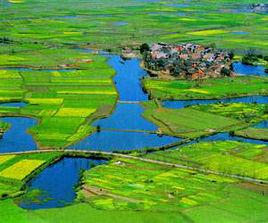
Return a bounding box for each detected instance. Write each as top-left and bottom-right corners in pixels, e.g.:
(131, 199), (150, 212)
(1, 141), (267, 223)
(76, 141), (268, 222)
(0, 0), (268, 222)
(0, 48), (117, 148)
(143, 76), (268, 100)
(142, 100), (267, 139)
(0, 0), (268, 53)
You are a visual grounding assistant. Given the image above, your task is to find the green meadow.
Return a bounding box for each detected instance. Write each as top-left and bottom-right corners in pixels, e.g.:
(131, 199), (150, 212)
(235, 128), (268, 141)
(143, 76), (268, 100)
(0, 0), (267, 222)
(1, 0), (268, 53)
(142, 100), (248, 139)
(191, 102), (268, 123)
(145, 141), (268, 180)
(74, 153), (268, 222)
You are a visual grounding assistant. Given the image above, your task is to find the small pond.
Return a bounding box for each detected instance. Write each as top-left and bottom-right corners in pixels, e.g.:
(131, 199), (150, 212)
(0, 117), (37, 153)
(232, 62), (267, 76)
(0, 102), (37, 153)
(19, 157), (106, 210)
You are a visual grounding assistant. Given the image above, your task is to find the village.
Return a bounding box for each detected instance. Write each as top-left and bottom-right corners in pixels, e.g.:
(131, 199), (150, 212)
(141, 43), (235, 79)
(0, 1), (267, 223)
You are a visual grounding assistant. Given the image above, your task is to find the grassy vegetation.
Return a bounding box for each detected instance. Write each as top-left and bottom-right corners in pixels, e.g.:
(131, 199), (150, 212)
(145, 141), (268, 180)
(1, 0), (268, 53)
(1, 0), (267, 148)
(192, 103), (268, 141)
(142, 100), (245, 138)
(192, 102), (268, 123)
(235, 128), (268, 141)
(0, 148), (266, 222)
(143, 76), (268, 100)
(0, 199), (186, 223)
(73, 155), (268, 222)
(0, 121), (9, 134)
(0, 152), (61, 198)
(0, 0), (267, 222)
(0, 48), (117, 148)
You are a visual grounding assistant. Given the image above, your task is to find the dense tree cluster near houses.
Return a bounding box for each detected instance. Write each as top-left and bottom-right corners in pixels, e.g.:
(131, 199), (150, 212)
(141, 43), (234, 79)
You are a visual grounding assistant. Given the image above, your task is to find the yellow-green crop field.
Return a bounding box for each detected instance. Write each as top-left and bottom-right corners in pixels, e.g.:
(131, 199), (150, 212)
(143, 76), (268, 100)
(0, 155), (16, 165)
(0, 159), (45, 180)
(145, 141), (268, 180)
(0, 152), (61, 197)
(0, 48), (117, 149)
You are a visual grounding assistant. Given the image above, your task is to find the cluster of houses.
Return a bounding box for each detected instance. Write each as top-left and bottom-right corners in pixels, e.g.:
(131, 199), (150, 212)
(142, 43), (234, 79)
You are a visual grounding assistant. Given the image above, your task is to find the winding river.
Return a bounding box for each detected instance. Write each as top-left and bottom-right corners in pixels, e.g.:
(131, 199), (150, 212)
(0, 53), (267, 209)
(70, 55), (181, 151)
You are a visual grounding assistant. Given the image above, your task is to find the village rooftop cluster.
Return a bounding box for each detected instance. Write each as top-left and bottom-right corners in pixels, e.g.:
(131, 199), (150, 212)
(141, 43), (235, 79)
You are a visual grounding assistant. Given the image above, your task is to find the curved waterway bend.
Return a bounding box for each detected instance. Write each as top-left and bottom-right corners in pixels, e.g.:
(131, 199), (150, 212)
(19, 157), (106, 210)
(0, 54), (267, 210)
(70, 54), (181, 151)
(0, 102), (37, 153)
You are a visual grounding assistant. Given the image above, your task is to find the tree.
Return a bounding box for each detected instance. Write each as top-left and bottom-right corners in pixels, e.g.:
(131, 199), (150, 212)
(140, 43), (150, 54)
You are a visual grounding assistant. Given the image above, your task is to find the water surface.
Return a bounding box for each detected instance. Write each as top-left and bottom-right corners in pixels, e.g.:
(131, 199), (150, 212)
(108, 56), (148, 101)
(202, 132), (268, 145)
(254, 120), (268, 128)
(19, 157), (106, 210)
(93, 103), (157, 131)
(163, 95), (268, 109)
(72, 130), (179, 151)
(0, 102), (27, 108)
(0, 117), (37, 153)
(232, 62), (267, 76)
